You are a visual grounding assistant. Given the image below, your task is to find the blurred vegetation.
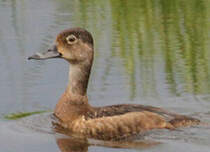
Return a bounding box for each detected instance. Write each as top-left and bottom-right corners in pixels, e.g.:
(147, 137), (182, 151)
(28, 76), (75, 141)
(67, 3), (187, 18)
(4, 110), (50, 120)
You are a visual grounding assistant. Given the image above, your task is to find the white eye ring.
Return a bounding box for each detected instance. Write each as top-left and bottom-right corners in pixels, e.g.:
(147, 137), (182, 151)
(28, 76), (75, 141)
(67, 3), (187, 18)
(66, 34), (77, 44)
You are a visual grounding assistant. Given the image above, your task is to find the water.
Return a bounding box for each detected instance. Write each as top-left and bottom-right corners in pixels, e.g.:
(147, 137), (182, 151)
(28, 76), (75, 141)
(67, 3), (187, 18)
(0, 0), (210, 151)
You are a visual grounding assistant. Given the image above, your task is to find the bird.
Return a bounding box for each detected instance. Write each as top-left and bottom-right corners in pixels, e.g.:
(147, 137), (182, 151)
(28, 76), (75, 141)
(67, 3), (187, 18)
(28, 27), (200, 141)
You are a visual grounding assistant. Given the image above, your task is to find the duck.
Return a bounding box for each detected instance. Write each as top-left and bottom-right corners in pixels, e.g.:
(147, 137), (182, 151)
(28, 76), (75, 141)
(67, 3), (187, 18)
(28, 27), (200, 141)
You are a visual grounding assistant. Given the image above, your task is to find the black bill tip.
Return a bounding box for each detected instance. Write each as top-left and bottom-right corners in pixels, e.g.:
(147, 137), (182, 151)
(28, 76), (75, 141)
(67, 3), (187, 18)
(28, 54), (42, 60)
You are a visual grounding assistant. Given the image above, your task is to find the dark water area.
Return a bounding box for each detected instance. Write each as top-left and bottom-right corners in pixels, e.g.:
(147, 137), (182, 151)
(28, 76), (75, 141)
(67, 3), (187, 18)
(0, 0), (210, 151)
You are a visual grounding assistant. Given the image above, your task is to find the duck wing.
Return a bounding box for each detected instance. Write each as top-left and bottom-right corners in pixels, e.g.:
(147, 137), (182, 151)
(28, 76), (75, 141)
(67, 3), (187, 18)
(92, 104), (177, 120)
(91, 104), (200, 127)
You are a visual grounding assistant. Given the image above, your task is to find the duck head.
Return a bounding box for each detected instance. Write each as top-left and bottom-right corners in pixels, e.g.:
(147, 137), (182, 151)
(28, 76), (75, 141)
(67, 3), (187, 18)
(29, 28), (94, 97)
(28, 27), (94, 65)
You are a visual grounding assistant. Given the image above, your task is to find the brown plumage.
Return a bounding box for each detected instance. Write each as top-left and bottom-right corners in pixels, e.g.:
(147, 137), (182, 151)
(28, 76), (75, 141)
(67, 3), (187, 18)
(29, 27), (200, 141)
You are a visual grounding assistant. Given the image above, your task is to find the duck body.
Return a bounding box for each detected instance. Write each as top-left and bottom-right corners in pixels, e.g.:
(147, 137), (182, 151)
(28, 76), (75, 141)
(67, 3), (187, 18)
(29, 27), (200, 140)
(54, 91), (199, 140)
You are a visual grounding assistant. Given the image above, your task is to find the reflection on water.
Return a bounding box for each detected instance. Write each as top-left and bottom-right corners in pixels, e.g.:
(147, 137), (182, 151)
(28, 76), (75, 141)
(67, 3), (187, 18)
(111, 0), (210, 97)
(111, 0), (210, 98)
(55, 136), (160, 152)
(56, 137), (89, 152)
(0, 0), (210, 151)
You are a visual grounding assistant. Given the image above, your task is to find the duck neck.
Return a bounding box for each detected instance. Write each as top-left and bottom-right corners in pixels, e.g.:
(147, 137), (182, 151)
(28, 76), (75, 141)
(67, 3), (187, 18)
(54, 61), (93, 123)
(66, 62), (92, 97)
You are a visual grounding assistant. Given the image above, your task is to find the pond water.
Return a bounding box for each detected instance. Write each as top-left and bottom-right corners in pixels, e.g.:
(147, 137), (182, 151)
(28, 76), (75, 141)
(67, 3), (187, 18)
(0, 0), (210, 151)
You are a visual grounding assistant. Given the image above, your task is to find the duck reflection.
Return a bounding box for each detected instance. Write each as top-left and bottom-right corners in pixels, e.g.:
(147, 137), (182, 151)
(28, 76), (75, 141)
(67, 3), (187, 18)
(55, 136), (160, 152)
(54, 125), (160, 152)
(56, 137), (88, 152)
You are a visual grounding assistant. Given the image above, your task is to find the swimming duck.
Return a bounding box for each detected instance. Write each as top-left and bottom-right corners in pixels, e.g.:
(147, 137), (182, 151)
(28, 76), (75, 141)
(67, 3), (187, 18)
(28, 27), (200, 140)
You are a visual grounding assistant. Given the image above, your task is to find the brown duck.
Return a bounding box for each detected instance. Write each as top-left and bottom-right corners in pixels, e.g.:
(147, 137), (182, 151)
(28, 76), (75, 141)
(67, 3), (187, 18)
(29, 27), (200, 140)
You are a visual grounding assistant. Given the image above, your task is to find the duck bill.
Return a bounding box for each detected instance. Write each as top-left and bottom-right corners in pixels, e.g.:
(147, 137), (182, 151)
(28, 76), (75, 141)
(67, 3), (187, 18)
(28, 45), (61, 60)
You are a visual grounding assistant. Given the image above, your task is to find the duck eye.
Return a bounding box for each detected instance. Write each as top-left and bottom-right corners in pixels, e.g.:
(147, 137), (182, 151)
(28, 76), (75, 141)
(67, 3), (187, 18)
(66, 35), (77, 44)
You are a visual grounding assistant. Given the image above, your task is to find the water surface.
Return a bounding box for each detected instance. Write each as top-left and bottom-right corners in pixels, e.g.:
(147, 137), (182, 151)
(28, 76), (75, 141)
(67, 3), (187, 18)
(0, 0), (210, 151)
